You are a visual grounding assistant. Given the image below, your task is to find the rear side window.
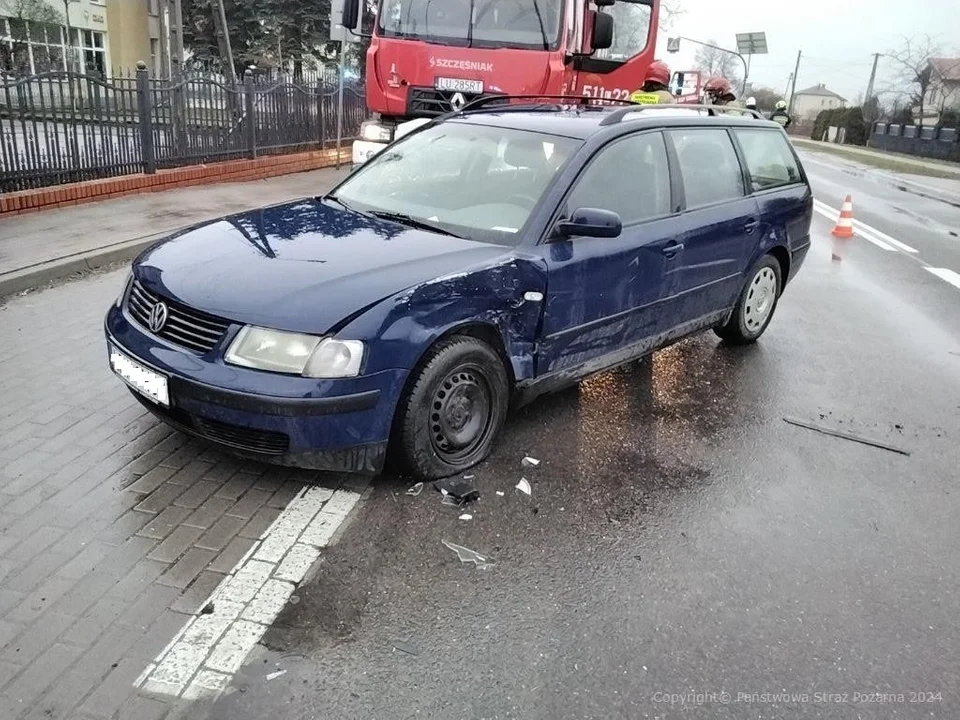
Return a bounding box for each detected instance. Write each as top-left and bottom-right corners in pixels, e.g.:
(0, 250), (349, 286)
(669, 129), (745, 209)
(734, 128), (802, 191)
(565, 132), (671, 225)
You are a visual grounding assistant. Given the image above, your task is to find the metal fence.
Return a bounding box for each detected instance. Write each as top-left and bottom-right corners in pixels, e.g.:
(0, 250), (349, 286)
(0, 66), (366, 193)
(870, 122), (960, 162)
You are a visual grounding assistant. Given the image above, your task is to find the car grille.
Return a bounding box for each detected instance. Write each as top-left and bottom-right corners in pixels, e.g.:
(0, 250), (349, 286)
(407, 86), (501, 116)
(131, 393), (290, 456)
(127, 279), (231, 354)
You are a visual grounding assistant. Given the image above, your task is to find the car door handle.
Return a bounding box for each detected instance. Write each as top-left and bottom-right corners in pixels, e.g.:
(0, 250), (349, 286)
(744, 218), (760, 234)
(662, 242), (684, 256)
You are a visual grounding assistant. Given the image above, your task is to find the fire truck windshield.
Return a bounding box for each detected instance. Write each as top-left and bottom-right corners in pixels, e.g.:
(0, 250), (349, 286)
(377, 0), (563, 50)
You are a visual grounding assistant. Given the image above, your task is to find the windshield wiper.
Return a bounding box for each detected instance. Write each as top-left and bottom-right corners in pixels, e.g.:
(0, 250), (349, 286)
(369, 211), (463, 238)
(322, 194), (368, 216)
(531, 0), (548, 50)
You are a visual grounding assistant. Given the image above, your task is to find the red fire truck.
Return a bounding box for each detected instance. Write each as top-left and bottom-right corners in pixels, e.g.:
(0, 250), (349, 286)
(341, 0), (661, 163)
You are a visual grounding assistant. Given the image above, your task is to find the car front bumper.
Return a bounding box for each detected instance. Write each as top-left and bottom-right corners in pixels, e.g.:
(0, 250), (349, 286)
(105, 305), (406, 473)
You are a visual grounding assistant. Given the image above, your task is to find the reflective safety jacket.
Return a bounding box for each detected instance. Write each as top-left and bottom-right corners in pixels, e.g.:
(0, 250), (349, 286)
(629, 89), (675, 105)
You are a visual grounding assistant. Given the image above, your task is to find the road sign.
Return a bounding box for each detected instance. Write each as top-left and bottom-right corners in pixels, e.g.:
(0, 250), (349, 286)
(330, 0), (359, 43)
(667, 37), (681, 53)
(736, 32), (768, 56)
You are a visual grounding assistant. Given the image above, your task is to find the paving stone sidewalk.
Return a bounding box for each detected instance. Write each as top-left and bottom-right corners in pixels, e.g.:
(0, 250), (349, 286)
(0, 268), (367, 719)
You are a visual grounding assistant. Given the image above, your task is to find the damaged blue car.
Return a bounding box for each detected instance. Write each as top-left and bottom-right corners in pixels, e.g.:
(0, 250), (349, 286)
(105, 101), (811, 478)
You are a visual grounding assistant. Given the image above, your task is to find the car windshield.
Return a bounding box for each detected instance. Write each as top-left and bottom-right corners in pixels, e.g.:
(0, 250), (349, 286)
(330, 122), (580, 245)
(378, 0), (563, 50)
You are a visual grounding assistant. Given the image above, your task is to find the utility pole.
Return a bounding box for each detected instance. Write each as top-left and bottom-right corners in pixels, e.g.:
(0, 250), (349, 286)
(783, 73), (793, 99)
(211, 0), (237, 85)
(787, 50), (802, 115)
(864, 52), (880, 103)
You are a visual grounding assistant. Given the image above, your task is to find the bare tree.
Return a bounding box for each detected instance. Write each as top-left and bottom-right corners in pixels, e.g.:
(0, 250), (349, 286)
(884, 35), (952, 127)
(659, 0), (684, 30)
(694, 39), (740, 85)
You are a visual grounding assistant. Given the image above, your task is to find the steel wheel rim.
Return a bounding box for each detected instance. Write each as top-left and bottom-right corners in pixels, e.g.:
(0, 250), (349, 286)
(429, 364), (494, 464)
(743, 267), (778, 331)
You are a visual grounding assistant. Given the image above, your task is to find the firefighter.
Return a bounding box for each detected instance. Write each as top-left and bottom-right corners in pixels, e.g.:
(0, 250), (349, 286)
(703, 76), (736, 106)
(769, 99), (793, 128)
(745, 96), (758, 112)
(630, 61), (676, 105)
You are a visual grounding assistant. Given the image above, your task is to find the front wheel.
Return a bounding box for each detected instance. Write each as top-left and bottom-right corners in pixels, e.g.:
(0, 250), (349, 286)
(714, 255), (783, 345)
(394, 337), (509, 479)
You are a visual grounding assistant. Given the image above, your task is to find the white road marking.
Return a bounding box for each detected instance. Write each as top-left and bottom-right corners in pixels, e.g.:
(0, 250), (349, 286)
(136, 486), (362, 700)
(926, 267), (960, 291)
(852, 220), (918, 253)
(813, 199), (895, 251)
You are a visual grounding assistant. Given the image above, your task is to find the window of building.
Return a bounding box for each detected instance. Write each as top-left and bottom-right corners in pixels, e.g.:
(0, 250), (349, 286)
(669, 129), (745, 209)
(0, 18), (69, 74)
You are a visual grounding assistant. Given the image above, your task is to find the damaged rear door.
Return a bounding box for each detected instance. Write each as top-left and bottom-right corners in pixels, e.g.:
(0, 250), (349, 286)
(537, 130), (682, 375)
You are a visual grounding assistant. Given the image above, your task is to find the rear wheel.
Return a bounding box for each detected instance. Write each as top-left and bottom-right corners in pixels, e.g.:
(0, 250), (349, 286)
(395, 337), (509, 479)
(715, 255), (782, 345)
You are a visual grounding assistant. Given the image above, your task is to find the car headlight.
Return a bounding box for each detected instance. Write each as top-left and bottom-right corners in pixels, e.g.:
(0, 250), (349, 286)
(360, 120), (393, 143)
(225, 326), (364, 378)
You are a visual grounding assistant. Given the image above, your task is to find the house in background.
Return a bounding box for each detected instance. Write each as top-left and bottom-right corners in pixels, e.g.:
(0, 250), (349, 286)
(791, 84), (847, 120)
(921, 57), (960, 121)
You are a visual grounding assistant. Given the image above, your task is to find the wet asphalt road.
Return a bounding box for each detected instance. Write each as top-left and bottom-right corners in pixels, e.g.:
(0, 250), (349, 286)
(196, 154), (960, 719)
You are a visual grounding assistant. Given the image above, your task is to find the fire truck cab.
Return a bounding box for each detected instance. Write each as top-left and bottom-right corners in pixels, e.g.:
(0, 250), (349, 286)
(343, 0), (660, 164)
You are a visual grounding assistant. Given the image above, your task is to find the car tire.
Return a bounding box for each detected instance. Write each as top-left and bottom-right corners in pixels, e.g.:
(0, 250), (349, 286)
(395, 336), (510, 479)
(714, 254), (783, 345)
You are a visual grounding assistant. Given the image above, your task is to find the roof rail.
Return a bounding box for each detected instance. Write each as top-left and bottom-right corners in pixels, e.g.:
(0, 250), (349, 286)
(598, 104), (766, 126)
(447, 93), (634, 119)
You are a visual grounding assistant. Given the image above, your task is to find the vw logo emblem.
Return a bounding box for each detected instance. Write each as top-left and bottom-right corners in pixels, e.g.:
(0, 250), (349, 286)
(450, 92), (466, 110)
(148, 301), (169, 333)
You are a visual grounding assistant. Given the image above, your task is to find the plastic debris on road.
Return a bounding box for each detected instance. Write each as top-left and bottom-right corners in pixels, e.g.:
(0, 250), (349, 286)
(782, 416), (911, 456)
(496, 491), (505, 497)
(392, 640), (420, 656)
(405, 482), (424, 496)
(266, 670), (287, 681)
(459, 513), (473, 521)
(434, 478), (480, 504)
(522, 456), (540, 467)
(442, 539), (495, 569)
(516, 478), (532, 496)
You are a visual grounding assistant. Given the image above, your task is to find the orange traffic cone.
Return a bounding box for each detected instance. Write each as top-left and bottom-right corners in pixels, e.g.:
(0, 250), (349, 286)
(832, 195), (855, 238)
(831, 195), (854, 262)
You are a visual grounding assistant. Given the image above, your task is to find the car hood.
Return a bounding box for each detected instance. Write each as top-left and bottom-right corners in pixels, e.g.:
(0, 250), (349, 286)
(135, 199), (510, 334)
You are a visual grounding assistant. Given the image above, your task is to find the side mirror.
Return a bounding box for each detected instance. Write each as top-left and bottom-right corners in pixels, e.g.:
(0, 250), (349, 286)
(341, 0), (360, 32)
(554, 208), (622, 239)
(591, 12), (614, 51)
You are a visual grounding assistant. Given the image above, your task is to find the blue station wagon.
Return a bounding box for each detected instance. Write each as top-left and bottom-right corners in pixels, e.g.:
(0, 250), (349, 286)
(105, 101), (812, 479)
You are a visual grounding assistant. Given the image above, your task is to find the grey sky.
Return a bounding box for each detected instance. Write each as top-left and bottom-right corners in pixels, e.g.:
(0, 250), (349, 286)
(655, 0), (960, 103)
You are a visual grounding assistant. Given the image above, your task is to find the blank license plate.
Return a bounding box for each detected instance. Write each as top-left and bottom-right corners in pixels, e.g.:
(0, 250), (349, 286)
(436, 77), (483, 94)
(110, 345), (169, 407)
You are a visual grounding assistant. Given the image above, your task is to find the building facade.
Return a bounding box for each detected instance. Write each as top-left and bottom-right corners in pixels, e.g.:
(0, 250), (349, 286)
(792, 84), (847, 120)
(0, 0), (159, 77)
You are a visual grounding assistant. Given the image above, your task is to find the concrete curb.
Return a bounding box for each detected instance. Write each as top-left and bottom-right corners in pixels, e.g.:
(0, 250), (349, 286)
(793, 141), (960, 208)
(0, 232), (166, 299)
(876, 173), (960, 209)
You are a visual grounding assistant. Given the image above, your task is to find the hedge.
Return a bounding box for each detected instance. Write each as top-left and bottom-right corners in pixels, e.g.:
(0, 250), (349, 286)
(811, 106), (869, 146)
